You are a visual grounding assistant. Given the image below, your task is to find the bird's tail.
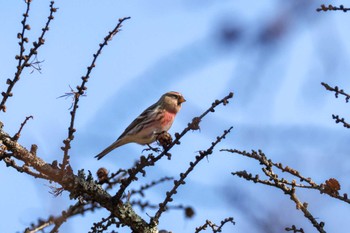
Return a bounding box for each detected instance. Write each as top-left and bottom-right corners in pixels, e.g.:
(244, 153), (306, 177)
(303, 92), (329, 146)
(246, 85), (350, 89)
(95, 140), (124, 160)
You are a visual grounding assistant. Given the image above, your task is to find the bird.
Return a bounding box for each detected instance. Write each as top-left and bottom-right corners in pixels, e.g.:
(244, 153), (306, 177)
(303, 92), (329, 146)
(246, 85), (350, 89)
(95, 91), (186, 160)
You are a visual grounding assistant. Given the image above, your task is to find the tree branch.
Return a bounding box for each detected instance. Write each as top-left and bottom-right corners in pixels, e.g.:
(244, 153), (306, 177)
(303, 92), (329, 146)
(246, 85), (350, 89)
(0, 122), (157, 233)
(152, 126), (233, 224)
(222, 149), (328, 233)
(60, 16), (131, 172)
(0, 1), (57, 112)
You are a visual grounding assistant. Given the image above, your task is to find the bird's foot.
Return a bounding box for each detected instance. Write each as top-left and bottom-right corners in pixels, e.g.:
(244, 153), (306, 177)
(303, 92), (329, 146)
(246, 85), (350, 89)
(142, 144), (161, 153)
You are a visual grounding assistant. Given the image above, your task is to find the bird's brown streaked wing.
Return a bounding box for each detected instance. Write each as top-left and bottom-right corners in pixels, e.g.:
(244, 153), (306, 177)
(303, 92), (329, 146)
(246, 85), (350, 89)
(117, 102), (160, 140)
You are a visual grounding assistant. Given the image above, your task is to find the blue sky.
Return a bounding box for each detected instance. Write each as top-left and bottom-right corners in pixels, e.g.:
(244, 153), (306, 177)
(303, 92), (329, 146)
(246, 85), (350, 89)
(1, 1), (350, 232)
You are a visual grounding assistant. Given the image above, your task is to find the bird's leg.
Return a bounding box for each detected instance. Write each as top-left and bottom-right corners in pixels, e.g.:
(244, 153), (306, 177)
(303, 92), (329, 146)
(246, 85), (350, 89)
(142, 144), (161, 153)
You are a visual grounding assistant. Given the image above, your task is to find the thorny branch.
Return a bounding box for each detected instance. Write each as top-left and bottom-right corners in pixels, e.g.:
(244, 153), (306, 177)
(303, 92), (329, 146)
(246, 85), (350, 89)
(113, 92), (234, 201)
(60, 16), (131, 173)
(0, 1), (57, 112)
(152, 127), (233, 224)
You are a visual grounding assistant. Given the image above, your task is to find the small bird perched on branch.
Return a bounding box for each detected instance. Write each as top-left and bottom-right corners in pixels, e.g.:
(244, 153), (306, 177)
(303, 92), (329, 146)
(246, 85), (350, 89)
(95, 91), (186, 160)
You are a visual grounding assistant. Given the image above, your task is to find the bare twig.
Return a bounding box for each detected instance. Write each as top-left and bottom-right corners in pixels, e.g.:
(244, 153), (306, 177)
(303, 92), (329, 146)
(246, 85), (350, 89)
(24, 202), (99, 233)
(130, 199), (193, 218)
(320, 83), (350, 129)
(321, 82), (350, 102)
(222, 149), (328, 233)
(60, 17), (131, 172)
(285, 225), (305, 233)
(1, 156), (48, 180)
(13, 115), (33, 141)
(317, 4), (350, 12)
(332, 114), (350, 129)
(89, 214), (121, 233)
(0, 1), (57, 112)
(152, 127), (233, 224)
(128, 176), (173, 197)
(195, 217), (235, 233)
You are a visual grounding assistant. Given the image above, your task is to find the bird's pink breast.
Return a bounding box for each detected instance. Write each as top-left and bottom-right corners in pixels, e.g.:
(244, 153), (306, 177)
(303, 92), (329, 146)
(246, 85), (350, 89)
(161, 111), (176, 130)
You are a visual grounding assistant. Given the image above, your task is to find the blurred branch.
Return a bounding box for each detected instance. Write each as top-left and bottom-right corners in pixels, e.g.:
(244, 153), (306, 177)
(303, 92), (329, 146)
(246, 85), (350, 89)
(285, 225), (304, 233)
(0, 1), (57, 112)
(152, 126), (233, 224)
(130, 200), (194, 219)
(60, 16), (131, 172)
(332, 114), (350, 129)
(128, 176), (174, 197)
(195, 217), (235, 233)
(321, 82), (350, 128)
(321, 82), (350, 102)
(24, 202), (98, 233)
(317, 4), (350, 12)
(97, 167), (128, 189)
(222, 149), (328, 233)
(89, 215), (120, 233)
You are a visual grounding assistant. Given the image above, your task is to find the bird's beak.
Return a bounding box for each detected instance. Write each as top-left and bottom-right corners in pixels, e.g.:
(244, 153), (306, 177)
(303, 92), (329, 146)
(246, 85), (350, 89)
(178, 96), (186, 104)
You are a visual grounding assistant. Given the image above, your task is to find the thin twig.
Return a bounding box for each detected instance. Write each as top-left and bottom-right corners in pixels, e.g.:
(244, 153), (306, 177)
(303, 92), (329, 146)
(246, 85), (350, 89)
(13, 115), (33, 141)
(285, 225), (304, 233)
(0, 1), (57, 112)
(89, 214), (120, 233)
(128, 176), (173, 197)
(317, 4), (350, 12)
(2, 157), (49, 180)
(332, 114), (350, 128)
(24, 202), (99, 233)
(222, 149), (327, 233)
(321, 82), (350, 102)
(60, 17), (131, 172)
(152, 127), (233, 224)
(195, 217), (235, 233)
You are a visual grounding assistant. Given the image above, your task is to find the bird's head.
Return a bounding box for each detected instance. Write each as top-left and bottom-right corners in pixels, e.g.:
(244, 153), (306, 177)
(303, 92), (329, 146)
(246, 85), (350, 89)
(160, 91), (186, 113)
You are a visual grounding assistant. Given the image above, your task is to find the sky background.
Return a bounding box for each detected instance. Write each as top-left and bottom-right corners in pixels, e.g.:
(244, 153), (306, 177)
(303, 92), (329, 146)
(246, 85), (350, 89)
(1, 1), (350, 232)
